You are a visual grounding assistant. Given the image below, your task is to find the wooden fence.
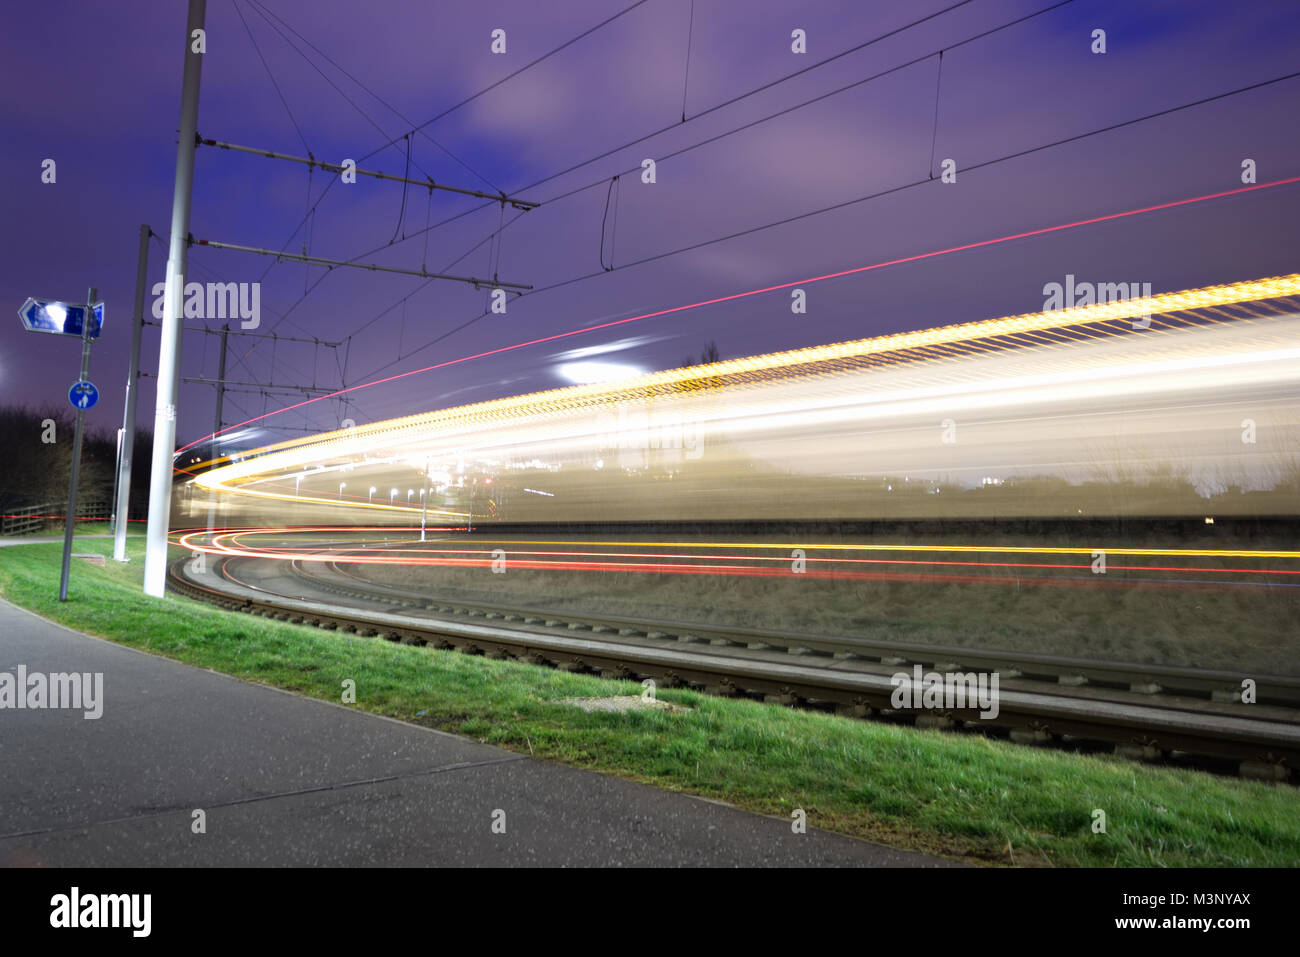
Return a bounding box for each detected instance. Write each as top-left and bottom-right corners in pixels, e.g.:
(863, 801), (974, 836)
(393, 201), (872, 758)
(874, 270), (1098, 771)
(1, 502), (116, 536)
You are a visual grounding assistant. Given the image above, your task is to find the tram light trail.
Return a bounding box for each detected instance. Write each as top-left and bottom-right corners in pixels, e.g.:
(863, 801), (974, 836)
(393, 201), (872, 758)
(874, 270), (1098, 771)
(184, 274), (1300, 529)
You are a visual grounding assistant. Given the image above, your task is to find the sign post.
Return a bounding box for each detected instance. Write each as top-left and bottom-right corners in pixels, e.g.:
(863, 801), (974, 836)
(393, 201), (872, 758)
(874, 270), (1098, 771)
(17, 293), (105, 601)
(18, 298), (104, 339)
(58, 287), (99, 602)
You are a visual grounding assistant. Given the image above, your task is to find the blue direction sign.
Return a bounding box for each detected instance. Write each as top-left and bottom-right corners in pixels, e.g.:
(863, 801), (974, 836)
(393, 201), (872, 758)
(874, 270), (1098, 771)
(18, 297), (104, 340)
(69, 381), (99, 411)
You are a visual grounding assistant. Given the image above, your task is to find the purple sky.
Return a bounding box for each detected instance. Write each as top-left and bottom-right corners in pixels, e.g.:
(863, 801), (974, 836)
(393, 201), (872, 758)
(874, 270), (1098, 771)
(2, 0), (1298, 452)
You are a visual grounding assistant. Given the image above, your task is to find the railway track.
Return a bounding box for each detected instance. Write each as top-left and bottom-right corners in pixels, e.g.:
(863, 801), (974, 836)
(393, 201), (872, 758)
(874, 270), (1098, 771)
(168, 551), (1300, 782)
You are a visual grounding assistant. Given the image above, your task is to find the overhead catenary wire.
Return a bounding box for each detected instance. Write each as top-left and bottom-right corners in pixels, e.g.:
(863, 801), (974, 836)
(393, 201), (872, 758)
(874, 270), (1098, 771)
(190, 192), (1300, 455)
(511, 0), (982, 194)
(304, 158), (315, 294)
(156, 232), (330, 383)
(237, 0), (654, 313)
(209, 0), (466, 328)
(234, 0), (989, 354)
(599, 176), (620, 271)
(336, 61), (1300, 396)
(190, 132), (537, 362)
(167, 44), (1294, 429)
(230, 0), (311, 155)
(310, 0), (1075, 293)
(181, 376), (332, 395)
(245, 0), (502, 193)
(307, 0), (987, 266)
(194, 137), (538, 207)
(147, 232), (344, 399)
(190, 0), (1294, 441)
(329, 219), (512, 350)
(680, 0), (695, 123)
(421, 183), (433, 272)
(511, 0), (1079, 212)
(490, 199), (507, 283)
(928, 50), (944, 178)
(189, 237), (533, 291)
(183, 1), (421, 407)
(391, 133), (412, 242)
(351, 149), (1300, 392)
(365, 1), (654, 160)
(147, 322), (341, 348)
(247, 188), (530, 351)
(610, 174), (621, 271)
(239, 0), (441, 186)
(506, 66), (1300, 301)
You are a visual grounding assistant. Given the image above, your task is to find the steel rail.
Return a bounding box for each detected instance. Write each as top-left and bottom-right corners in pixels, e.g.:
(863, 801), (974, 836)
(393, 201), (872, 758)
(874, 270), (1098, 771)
(168, 555), (1299, 779)
(306, 557), (1300, 710)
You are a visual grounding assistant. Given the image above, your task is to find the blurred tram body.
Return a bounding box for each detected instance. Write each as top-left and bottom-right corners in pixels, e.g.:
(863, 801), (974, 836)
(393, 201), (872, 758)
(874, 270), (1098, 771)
(186, 277), (1300, 527)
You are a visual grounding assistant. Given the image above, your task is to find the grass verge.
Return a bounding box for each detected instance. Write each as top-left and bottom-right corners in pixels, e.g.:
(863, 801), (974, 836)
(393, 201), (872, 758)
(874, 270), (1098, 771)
(1, 535), (1297, 867)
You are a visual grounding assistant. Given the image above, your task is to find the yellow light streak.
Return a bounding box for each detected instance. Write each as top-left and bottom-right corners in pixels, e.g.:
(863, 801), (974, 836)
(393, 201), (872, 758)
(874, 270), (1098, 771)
(192, 272), (1300, 504)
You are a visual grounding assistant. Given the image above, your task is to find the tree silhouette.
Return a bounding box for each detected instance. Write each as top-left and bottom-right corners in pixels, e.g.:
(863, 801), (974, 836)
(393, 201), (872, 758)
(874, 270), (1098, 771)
(681, 340), (721, 367)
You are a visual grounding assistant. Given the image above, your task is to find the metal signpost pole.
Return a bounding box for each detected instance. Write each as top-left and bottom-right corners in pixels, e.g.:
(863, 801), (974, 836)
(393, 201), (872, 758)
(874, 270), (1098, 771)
(59, 287), (97, 602)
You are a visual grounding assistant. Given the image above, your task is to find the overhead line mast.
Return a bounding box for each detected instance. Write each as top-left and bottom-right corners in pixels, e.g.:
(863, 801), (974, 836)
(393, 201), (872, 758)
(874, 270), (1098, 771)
(143, 0), (206, 598)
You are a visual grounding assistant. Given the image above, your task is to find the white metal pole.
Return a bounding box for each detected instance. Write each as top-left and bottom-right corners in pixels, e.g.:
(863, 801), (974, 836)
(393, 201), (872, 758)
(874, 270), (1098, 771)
(110, 427), (124, 536)
(205, 321), (228, 544)
(113, 224), (150, 562)
(420, 456), (430, 542)
(143, 0), (206, 597)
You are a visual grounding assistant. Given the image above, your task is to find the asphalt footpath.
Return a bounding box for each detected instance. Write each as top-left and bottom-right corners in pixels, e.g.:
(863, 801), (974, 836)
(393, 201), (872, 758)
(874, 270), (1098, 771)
(0, 597), (953, 867)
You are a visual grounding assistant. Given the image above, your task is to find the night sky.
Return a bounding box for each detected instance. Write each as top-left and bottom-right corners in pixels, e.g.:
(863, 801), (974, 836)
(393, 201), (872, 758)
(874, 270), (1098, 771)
(2, 0), (1298, 452)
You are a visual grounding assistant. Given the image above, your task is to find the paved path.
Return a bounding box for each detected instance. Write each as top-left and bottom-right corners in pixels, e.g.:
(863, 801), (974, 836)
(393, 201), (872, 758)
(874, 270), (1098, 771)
(0, 599), (952, 867)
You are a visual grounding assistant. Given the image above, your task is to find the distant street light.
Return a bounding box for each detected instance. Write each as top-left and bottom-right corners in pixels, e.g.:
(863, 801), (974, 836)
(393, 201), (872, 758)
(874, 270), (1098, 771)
(338, 481), (346, 500)
(295, 475), (302, 497)
(389, 487), (398, 505)
(369, 486), (377, 503)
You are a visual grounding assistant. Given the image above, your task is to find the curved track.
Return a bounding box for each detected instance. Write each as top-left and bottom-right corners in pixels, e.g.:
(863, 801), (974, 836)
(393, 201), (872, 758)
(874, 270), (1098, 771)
(169, 527), (1300, 782)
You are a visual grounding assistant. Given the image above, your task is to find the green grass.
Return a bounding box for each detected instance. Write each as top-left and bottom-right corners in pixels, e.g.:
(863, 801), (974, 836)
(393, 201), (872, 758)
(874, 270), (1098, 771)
(1, 535), (1298, 867)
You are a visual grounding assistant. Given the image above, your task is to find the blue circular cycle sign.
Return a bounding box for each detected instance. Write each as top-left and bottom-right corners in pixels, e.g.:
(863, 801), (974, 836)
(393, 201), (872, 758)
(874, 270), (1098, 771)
(68, 380), (99, 411)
